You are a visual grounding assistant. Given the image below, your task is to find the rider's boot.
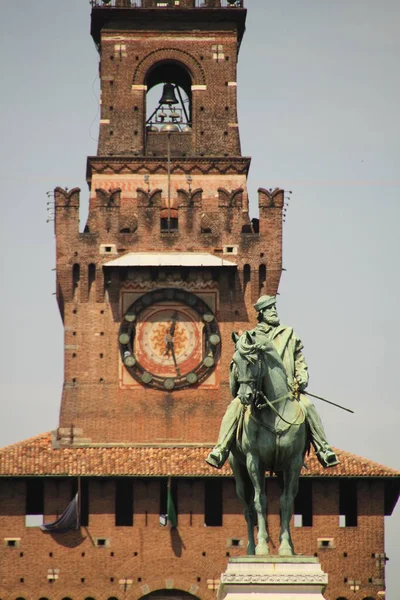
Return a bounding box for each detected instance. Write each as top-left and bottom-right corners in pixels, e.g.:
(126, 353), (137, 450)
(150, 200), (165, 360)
(299, 396), (340, 468)
(205, 397), (243, 469)
(205, 447), (230, 470)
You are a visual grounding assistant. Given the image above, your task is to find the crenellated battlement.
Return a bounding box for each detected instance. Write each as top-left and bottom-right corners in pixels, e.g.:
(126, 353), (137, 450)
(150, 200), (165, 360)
(258, 187), (285, 209)
(54, 181), (284, 312)
(55, 185), (283, 242)
(54, 186), (80, 207)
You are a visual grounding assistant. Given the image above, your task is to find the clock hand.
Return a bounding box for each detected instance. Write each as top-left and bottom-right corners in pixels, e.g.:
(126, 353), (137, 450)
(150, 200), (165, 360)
(164, 330), (174, 356)
(170, 342), (181, 377)
(164, 314), (181, 375)
(164, 313), (178, 356)
(169, 312), (178, 337)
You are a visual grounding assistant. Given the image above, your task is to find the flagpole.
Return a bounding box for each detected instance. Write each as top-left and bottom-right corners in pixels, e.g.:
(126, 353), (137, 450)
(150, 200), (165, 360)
(167, 476), (177, 529)
(167, 476), (171, 527)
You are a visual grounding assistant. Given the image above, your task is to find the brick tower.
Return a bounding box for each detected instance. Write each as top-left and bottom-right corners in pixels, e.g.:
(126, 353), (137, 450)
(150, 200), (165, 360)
(0, 2), (399, 600)
(55, 0), (284, 447)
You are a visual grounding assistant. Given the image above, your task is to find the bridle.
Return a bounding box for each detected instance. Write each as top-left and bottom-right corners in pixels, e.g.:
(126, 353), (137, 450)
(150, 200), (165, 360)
(234, 347), (304, 431)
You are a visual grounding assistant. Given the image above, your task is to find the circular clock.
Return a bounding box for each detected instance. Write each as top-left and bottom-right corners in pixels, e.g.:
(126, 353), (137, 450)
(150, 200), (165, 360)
(119, 288), (221, 391)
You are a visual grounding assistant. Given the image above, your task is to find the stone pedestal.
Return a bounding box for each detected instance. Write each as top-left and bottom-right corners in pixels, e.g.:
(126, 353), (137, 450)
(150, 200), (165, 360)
(218, 557), (328, 600)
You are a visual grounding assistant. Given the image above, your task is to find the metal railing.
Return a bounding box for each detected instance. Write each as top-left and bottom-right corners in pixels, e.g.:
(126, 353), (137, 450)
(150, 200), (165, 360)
(91, 0), (243, 8)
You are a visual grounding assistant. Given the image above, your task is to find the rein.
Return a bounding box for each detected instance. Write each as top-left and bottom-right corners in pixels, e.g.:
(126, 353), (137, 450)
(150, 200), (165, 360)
(239, 355), (305, 435)
(254, 389), (305, 429)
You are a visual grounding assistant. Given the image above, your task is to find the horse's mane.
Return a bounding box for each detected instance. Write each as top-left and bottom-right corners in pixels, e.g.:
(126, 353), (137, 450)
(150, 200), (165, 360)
(235, 333), (267, 365)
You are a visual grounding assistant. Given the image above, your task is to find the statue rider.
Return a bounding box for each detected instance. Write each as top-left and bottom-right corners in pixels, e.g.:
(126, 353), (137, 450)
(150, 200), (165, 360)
(206, 295), (339, 470)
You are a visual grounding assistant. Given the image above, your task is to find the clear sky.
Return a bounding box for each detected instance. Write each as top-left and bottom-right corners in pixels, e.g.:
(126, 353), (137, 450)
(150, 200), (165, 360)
(1, 0), (399, 594)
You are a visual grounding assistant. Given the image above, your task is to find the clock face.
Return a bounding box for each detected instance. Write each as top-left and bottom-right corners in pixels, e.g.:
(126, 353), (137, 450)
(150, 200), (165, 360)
(137, 305), (200, 377)
(119, 288), (221, 391)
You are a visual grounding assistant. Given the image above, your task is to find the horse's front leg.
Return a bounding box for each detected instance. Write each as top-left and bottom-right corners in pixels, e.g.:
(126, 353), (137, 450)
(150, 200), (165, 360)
(229, 453), (256, 555)
(246, 453), (269, 555)
(278, 463), (302, 557)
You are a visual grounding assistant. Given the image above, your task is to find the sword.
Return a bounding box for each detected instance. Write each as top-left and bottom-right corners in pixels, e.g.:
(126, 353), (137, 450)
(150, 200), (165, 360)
(303, 391), (355, 414)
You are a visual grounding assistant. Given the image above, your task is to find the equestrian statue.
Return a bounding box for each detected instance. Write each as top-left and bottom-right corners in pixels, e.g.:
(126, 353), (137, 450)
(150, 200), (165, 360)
(206, 295), (339, 556)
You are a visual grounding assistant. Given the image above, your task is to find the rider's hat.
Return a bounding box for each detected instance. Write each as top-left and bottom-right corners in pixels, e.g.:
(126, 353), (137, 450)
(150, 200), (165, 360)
(254, 295), (277, 312)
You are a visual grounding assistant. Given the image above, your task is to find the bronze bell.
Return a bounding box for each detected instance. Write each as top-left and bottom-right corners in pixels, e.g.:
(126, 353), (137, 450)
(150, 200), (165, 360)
(159, 83), (179, 105)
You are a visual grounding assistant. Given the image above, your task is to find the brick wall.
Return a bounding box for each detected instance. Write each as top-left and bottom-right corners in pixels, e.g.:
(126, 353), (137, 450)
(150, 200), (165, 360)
(0, 477), (386, 599)
(97, 29), (242, 157)
(55, 182), (283, 443)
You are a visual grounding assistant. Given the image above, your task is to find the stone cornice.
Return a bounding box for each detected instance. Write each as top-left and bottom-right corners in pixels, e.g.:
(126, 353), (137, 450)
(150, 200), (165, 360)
(91, 7), (247, 49)
(86, 156), (251, 182)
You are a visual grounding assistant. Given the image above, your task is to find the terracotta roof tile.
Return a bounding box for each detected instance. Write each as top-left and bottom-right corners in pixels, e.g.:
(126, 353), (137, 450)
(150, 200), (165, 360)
(0, 432), (399, 478)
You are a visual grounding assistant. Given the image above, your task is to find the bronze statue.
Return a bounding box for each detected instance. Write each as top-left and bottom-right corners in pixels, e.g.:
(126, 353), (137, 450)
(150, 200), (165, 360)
(207, 295), (339, 470)
(206, 296), (339, 556)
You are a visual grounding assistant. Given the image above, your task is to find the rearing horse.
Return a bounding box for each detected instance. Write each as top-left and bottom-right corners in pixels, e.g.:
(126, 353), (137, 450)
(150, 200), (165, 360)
(229, 331), (307, 556)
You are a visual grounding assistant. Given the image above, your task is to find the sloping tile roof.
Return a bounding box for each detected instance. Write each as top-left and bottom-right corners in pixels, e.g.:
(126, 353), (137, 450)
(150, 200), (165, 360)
(0, 432), (399, 478)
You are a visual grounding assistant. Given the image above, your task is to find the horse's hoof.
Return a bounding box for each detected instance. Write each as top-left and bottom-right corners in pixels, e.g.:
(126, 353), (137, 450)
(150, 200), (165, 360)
(278, 545), (293, 557)
(255, 545), (269, 556)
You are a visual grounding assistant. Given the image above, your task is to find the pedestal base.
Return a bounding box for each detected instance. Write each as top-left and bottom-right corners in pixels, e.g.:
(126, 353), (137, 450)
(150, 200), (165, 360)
(218, 557), (328, 600)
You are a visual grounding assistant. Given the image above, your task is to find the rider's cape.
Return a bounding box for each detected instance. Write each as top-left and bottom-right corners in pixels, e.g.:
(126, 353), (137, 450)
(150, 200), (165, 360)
(252, 323), (307, 387)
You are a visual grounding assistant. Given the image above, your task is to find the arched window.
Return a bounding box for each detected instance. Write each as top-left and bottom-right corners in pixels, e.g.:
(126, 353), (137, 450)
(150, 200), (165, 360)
(72, 263), (80, 297)
(39, 597), (50, 600)
(251, 217), (259, 233)
(108, 597), (119, 600)
(258, 264), (266, 295)
(88, 263), (96, 295)
(243, 264), (251, 290)
(62, 597), (73, 600)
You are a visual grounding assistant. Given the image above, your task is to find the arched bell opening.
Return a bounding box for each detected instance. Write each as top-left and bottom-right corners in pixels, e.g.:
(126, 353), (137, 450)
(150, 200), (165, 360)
(145, 61), (193, 156)
(146, 60), (192, 127)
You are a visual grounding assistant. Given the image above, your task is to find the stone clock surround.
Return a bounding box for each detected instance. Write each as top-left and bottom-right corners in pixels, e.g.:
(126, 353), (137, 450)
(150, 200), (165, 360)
(118, 287), (221, 390)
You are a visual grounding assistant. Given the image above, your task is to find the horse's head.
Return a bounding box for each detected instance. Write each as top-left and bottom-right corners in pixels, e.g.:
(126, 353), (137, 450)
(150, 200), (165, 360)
(232, 331), (266, 406)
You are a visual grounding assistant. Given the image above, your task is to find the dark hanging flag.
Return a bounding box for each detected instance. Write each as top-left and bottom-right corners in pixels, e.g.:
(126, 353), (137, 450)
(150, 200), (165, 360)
(167, 479), (177, 529)
(40, 493), (80, 533)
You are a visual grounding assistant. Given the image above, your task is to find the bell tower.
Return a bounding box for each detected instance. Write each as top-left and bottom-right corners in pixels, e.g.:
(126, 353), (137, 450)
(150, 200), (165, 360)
(54, 0), (285, 446)
(91, 0), (245, 158)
